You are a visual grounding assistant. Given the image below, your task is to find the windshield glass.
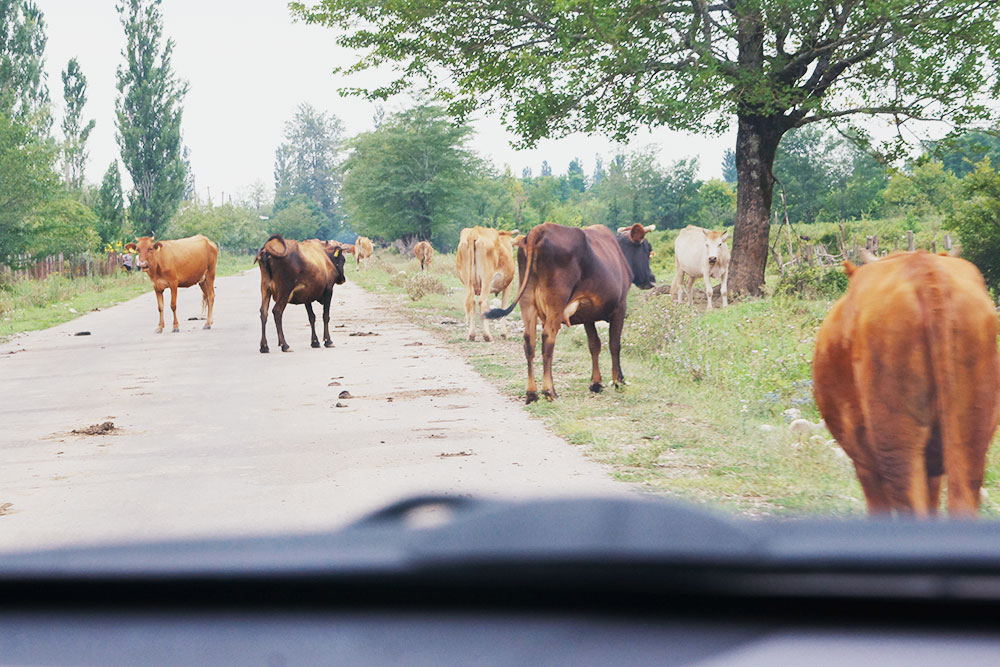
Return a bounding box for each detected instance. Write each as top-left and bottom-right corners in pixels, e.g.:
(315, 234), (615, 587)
(2, 0), (1000, 555)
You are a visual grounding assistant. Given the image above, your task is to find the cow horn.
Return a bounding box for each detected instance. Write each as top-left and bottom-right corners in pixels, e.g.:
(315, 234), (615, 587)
(617, 226), (630, 234)
(644, 225), (656, 233)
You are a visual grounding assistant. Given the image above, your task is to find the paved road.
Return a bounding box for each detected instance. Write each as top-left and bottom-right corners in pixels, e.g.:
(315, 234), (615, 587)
(0, 269), (626, 553)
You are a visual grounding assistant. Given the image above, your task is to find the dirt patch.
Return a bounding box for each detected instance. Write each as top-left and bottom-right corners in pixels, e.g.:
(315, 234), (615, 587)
(0, 503), (14, 516)
(438, 450), (475, 458)
(349, 331), (379, 337)
(71, 421), (118, 436)
(375, 388), (467, 401)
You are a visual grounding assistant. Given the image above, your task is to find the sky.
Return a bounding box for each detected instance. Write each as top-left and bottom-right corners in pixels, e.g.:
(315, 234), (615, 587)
(36, 0), (736, 203)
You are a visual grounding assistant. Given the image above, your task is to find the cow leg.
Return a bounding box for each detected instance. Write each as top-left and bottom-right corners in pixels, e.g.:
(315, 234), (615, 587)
(540, 317), (561, 400)
(479, 289), (493, 342)
(720, 267), (729, 308)
(154, 288), (165, 333)
(670, 258), (684, 303)
(272, 294), (292, 352)
(465, 286), (477, 341)
(703, 270), (714, 311)
(522, 300), (539, 404)
(305, 302), (320, 348)
(584, 322), (603, 392)
(201, 264), (216, 329)
(609, 307), (626, 388)
(498, 284), (511, 339)
(259, 287), (271, 353)
(686, 275), (696, 306)
(169, 283), (180, 332)
(321, 288), (334, 348)
(853, 464), (893, 515)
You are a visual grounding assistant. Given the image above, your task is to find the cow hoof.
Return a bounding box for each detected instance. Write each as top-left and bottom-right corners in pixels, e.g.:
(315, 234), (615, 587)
(203, 324), (211, 330)
(324, 341), (334, 348)
(260, 346), (269, 354)
(172, 328), (180, 333)
(542, 390), (556, 401)
(525, 391), (539, 404)
(281, 345), (291, 352)
(589, 383), (603, 393)
(468, 334), (476, 341)
(154, 327), (163, 334)
(311, 341), (321, 348)
(483, 335), (492, 342)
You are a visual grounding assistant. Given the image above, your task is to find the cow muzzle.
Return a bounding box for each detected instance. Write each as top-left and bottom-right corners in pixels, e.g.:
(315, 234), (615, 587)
(708, 257), (717, 265)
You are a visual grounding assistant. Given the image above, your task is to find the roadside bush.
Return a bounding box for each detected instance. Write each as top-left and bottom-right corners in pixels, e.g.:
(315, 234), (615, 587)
(403, 272), (448, 301)
(773, 265), (848, 300)
(946, 159), (1000, 291)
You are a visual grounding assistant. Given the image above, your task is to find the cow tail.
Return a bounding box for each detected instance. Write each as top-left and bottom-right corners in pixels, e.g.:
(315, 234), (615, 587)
(470, 236), (479, 297)
(485, 228), (536, 320)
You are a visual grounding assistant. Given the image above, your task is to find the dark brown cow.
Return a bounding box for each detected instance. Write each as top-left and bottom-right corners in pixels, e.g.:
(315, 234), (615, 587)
(124, 234), (218, 333)
(486, 222), (655, 403)
(814, 251), (1000, 517)
(256, 235), (347, 353)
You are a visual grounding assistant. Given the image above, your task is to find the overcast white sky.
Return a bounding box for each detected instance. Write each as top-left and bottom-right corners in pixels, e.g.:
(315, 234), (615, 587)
(36, 0), (738, 202)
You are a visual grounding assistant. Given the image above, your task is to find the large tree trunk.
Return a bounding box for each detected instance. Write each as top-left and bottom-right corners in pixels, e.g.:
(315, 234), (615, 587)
(728, 113), (786, 296)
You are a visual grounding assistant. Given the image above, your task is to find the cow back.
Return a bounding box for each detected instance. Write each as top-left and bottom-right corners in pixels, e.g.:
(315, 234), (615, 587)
(148, 235), (218, 288)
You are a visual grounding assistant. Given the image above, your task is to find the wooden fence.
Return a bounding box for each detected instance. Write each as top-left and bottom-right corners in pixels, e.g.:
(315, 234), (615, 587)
(0, 252), (127, 281)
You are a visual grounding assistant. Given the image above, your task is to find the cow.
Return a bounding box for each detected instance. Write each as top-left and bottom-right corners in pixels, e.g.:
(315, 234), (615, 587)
(485, 222), (655, 402)
(813, 250), (1000, 518)
(414, 241), (434, 271)
(670, 225), (730, 310)
(256, 234), (347, 353)
(456, 227), (519, 341)
(124, 234), (218, 333)
(354, 236), (374, 269)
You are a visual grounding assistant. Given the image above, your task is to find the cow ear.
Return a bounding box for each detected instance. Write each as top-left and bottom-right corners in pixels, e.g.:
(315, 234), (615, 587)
(124, 243), (137, 252)
(720, 231), (729, 243)
(333, 248), (342, 258)
(649, 250), (656, 258)
(843, 261), (858, 278)
(152, 242), (163, 251)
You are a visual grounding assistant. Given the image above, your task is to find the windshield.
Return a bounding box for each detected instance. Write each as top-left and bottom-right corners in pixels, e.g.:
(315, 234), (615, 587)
(2, 0), (1000, 557)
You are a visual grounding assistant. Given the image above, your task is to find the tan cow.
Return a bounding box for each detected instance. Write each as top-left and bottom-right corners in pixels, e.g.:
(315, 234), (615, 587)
(354, 236), (374, 269)
(125, 234), (218, 333)
(669, 225), (730, 310)
(414, 241), (434, 271)
(455, 227), (518, 341)
(813, 251), (1000, 517)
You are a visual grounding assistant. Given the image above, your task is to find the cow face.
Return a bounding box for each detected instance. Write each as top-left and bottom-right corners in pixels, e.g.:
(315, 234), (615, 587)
(616, 224), (657, 290)
(124, 236), (161, 270)
(322, 242), (347, 284)
(702, 229), (729, 266)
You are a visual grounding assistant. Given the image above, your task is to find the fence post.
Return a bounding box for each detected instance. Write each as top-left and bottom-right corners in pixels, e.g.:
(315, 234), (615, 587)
(944, 234), (953, 251)
(907, 230), (915, 252)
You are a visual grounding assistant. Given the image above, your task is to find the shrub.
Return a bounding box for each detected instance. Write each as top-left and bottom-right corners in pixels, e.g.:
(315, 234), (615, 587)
(946, 159), (1000, 291)
(773, 265), (849, 300)
(403, 272), (448, 301)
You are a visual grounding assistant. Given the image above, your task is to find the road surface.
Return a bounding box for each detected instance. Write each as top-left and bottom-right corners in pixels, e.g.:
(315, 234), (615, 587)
(0, 269), (627, 553)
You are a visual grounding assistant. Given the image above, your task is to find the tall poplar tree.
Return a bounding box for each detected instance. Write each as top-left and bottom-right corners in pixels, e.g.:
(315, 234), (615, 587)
(115, 0), (188, 237)
(60, 57), (95, 190)
(0, 0), (50, 133)
(95, 161), (126, 244)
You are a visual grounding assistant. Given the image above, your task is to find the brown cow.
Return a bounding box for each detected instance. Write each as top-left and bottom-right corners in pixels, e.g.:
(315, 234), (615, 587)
(414, 241), (434, 271)
(256, 234), (347, 353)
(456, 227), (518, 341)
(485, 222), (655, 402)
(813, 251), (1000, 517)
(354, 236), (374, 269)
(124, 234), (218, 333)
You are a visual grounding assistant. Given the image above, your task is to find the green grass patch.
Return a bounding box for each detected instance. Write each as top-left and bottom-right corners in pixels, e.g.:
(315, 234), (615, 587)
(350, 243), (1000, 519)
(0, 252), (256, 340)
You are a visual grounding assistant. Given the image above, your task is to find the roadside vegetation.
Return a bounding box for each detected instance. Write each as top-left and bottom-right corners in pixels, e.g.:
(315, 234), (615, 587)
(0, 252), (255, 340)
(348, 236), (1000, 519)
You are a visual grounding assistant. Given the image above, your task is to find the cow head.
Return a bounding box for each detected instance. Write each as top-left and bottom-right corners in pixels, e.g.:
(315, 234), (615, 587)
(702, 229), (729, 267)
(322, 242), (348, 284)
(123, 235), (161, 271)
(616, 224), (657, 289)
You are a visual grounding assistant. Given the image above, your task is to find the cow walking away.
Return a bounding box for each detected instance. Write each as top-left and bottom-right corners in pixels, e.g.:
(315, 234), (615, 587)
(125, 234), (218, 333)
(486, 222), (655, 402)
(414, 241), (434, 271)
(256, 235), (347, 353)
(456, 227), (519, 341)
(813, 251), (1000, 517)
(354, 236), (374, 269)
(670, 225), (730, 310)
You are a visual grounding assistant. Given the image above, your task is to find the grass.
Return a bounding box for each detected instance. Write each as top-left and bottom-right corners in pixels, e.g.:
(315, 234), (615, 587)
(0, 251), (256, 340)
(350, 247), (1000, 519)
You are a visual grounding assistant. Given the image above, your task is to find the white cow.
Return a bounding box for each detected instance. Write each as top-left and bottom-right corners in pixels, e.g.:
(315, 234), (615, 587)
(670, 225), (730, 310)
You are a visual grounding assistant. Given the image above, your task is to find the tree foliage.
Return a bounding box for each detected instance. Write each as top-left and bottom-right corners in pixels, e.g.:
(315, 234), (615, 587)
(0, 112), (57, 265)
(946, 160), (1000, 291)
(167, 199), (267, 253)
(115, 0), (188, 237)
(274, 102), (345, 238)
(342, 104), (480, 249)
(0, 0), (50, 133)
(95, 161), (127, 244)
(60, 57), (95, 190)
(932, 129), (1000, 179)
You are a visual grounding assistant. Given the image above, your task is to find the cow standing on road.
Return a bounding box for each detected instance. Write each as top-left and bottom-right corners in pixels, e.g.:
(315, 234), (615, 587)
(256, 235), (347, 353)
(354, 236), (374, 269)
(456, 227), (519, 342)
(486, 222), (655, 402)
(670, 225), (730, 310)
(125, 234), (218, 333)
(814, 251), (1000, 517)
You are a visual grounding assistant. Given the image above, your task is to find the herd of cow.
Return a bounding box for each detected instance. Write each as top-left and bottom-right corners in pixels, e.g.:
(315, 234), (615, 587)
(123, 221), (1000, 519)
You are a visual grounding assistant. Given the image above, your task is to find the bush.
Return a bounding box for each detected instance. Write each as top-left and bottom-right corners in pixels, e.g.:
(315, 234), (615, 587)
(946, 159), (1000, 291)
(402, 272), (448, 301)
(773, 264), (849, 300)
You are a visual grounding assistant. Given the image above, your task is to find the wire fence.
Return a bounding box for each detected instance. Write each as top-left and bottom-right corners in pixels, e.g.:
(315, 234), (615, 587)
(0, 252), (128, 281)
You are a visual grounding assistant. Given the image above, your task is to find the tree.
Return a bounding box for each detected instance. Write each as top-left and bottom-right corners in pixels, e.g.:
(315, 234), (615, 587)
(539, 160), (552, 177)
(60, 57), (95, 190)
(95, 161), (127, 244)
(115, 0), (188, 237)
(932, 130), (1000, 179)
(882, 158), (960, 218)
(268, 196), (328, 241)
(26, 197), (100, 257)
(0, 0), (50, 133)
(341, 104), (480, 248)
(721, 149), (737, 185)
(592, 155), (605, 187)
(293, 0), (1000, 295)
(946, 160), (1000, 290)
(695, 179), (737, 229)
(0, 111), (58, 265)
(273, 102), (345, 238)
(566, 157), (586, 193)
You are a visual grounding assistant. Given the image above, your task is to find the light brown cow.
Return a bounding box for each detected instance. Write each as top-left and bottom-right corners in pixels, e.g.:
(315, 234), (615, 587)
(354, 236), (374, 269)
(455, 227), (518, 341)
(813, 251), (1000, 518)
(125, 234), (218, 333)
(414, 241), (434, 271)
